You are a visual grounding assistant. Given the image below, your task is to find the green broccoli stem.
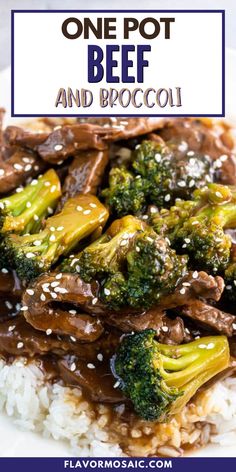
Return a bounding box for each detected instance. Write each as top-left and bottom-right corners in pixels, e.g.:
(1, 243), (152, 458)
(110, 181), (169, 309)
(156, 336), (228, 388)
(0, 169), (61, 234)
(7, 194), (109, 280)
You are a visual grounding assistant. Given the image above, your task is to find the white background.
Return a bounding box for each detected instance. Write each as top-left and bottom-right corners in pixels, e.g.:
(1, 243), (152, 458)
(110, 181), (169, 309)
(13, 11), (223, 116)
(0, 0), (236, 72)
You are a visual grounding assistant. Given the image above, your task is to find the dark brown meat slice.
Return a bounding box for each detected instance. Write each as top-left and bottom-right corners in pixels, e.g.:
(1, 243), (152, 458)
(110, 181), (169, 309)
(159, 118), (236, 185)
(0, 147), (47, 194)
(0, 108), (5, 145)
(58, 149), (109, 209)
(22, 273), (106, 341)
(177, 300), (236, 337)
(106, 307), (186, 345)
(0, 316), (76, 357)
(4, 118), (165, 164)
(159, 271), (224, 309)
(58, 356), (125, 403)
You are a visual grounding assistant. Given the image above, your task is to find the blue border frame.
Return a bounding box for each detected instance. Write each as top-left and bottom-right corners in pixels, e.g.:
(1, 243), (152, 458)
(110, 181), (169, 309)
(11, 9), (225, 118)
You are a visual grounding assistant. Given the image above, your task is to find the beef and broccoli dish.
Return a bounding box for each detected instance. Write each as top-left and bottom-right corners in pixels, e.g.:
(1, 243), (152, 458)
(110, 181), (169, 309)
(0, 110), (236, 453)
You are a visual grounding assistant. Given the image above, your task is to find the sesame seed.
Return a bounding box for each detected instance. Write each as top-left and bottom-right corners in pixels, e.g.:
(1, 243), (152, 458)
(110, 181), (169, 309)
(180, 288), (186, 295)
(5, 301), (13, 310)
(188, 179), (195, 188)
(1, 268), (9, 274)
(192, 271), (198, 279)
(207, 342), (215, 350)
(178, 181), (186, 188)
(92, 297), (98, 305)
(46, 329), (52, 336)
(26, 252), (35, 259)
(70, 362), (76, 372)
(50, 226), (55, 232)
(185, 328), (190, 334)
(0, 202), (4, 210)
(76, 206), (83, 211)
(25, 164), (32, 172)
(113, 381), (120, 389)
(34, 165), (39, 171)
(199, 344), (207, 349)
(8, 325), (15, 332)
(17, 342), (24, 349)
(55, 273), (62, 279)
(182, 282), (191, 287)
(187, 151), (194, 156)
(164, 194), (171, 202)
(69, 310), (77, 315)
(44, 181), (50, 187)
(49, 234), (56, 242)
(162, 326), (168, 332)
(0, 169), (5, 176)
(154, 153), (161, 163)
(182, 243), (187, 248)
(31, 179), (38, 186)
(142, 215), (148, 220)
(54, 287), (68, 294)
(120, 239), (128, 246)
(150, 206), (158, 214)
(87, 363), (95, 369)
(22, 157), (31, 163)
(16, 187), (23, 193)
(20, 306), (28, 311)
(226, 285), (232, 290)
(104, 288), (110, 296)
(14, 163), (23, 171)
(83, 209), (91, 215)
(40, 293), (46, 301)
(89, 203), (97, 208)
(48, 207), (53, 214)
(191, 220), (199, 225)
(97, 353), (103, 361)
(70, 336), (76, 342)
(50, 185), (57, 193)
(51, 292), (57, 299)
(51, 281), (59, 288)
(33, 214), (39, 221)
(33, 240), (41, 246)
(136, 246), (140, 252)
(26, 289), (34, 296)
(184, 238), (191, 244)
(26, 201), (31, 208)
(232, 323), (236, 330)
(57, 226), (64, 231)
(54, 144), (63, 151)
(75, 265), (80, 272)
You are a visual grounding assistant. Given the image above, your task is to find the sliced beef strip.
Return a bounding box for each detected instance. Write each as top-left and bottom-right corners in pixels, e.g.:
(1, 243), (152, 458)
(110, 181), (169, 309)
(4, 118), (165, 164)
(22, 273), (106, 341)
(158, 271), (224, 310)
(159, 118), (236, 185)
(0, 146), (47, 194)
(106, 307), (186, 345)
(58, 356), (125, 403)
(176, 300), (236, 337)
(57, 149), (109, 210)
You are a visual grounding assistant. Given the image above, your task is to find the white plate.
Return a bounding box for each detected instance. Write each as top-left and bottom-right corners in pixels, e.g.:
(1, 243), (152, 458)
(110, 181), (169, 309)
(0, 51), (236, 457)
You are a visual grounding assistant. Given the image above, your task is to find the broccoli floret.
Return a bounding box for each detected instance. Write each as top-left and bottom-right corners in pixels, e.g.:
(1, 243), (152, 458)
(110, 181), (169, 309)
(65, 216), (188, 309)
(102, 141), (214, 216)
(101, 166), (149, 217)
(0, 169), (61, 235)
(113, 330), (229, 421)
(1, 194), (108, 281)
(150, 183), (236, 272)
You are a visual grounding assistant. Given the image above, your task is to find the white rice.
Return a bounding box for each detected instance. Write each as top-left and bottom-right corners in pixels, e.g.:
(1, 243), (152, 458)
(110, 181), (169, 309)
(0, 357), (235, 457)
